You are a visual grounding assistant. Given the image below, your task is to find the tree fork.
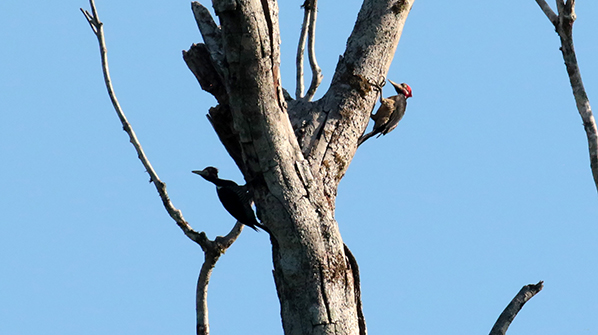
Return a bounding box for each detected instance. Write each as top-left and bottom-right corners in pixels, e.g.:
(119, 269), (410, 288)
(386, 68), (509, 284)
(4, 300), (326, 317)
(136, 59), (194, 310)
(187, 0), (414, 334)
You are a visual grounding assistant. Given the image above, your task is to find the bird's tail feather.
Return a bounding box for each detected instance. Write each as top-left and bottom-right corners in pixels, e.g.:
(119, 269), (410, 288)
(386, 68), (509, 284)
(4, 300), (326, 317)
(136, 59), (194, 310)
(254, 222), (272, 234)
(358, 130), (377, 146)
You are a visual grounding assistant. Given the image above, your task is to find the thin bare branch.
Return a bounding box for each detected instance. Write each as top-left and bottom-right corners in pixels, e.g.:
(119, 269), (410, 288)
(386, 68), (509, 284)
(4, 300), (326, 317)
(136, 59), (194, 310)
(295, 0), (322, 101)
(80, 9), (97, 33)
(489, 281), (543, 335)
(196, 222), (243, 335)
(196, 256), (214, 335)
(82, 4), (248, 334)
(536, 0), (598, 192)
(556, 0), (577, 25)
(295, 3), (310, 99)
(534, 0), (558, 25)
(565, 0), (575, 14)
(556, 0), (565, 19)
(304, 0), (323, 101)
(81, 0), (202, 242)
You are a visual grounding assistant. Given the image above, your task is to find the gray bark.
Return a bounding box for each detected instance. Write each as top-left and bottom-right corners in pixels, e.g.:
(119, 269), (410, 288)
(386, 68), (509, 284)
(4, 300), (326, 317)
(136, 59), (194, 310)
(535, 0), (598, 192)
(185, 1), (414, 334)
(489, 282), (544, 335)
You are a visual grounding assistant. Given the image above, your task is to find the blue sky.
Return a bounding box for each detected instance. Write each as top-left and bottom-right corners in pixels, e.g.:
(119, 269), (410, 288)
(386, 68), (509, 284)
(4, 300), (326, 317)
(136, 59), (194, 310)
(1, 1), (597, 334)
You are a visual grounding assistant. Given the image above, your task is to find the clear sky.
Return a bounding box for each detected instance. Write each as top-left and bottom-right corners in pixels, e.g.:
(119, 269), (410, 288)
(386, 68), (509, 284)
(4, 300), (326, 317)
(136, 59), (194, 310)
(1, 1), (597, 334)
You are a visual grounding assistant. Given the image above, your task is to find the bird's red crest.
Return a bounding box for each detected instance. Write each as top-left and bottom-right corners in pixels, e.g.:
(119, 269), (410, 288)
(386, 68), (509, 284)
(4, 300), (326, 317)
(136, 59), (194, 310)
(388, 79), (412, 99)
(402, 84), (413, 98)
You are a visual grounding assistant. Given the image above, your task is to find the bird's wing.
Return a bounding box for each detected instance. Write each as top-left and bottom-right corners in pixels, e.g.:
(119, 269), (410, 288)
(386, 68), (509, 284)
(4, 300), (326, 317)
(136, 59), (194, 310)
(236, 184), (254, 205)
(381, 96), (406, 135)
(372, 98), (394, 133)
(216, 186), (251, 223)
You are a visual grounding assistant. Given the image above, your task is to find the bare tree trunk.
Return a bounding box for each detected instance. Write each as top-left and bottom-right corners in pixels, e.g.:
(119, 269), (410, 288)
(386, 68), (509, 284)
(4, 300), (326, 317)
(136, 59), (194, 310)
(185, 0), (414, 334)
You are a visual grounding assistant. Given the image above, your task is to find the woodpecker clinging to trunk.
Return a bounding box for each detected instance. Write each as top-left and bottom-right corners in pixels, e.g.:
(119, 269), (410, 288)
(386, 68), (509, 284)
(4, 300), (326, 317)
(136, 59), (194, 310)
(192, 166), (267, 232)
(358, 79), (412, 146)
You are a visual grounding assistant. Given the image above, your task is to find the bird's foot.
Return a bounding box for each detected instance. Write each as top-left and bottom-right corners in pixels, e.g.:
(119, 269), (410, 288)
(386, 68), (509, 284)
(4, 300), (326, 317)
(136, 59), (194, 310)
(371, 75), (386, 93)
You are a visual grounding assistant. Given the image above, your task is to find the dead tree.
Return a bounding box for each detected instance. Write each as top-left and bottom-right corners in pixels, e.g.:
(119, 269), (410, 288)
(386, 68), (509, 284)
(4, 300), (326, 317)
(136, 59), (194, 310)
(183, 1), (414, 334)
(82, 0), (545, 334)
(83, 0), (414, 333)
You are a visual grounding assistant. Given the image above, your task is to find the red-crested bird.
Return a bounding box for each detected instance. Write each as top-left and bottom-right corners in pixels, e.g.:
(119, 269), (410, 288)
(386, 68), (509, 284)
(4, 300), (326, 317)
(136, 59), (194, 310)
(358, 80), (412, 146)
(192, 166), (266, 232)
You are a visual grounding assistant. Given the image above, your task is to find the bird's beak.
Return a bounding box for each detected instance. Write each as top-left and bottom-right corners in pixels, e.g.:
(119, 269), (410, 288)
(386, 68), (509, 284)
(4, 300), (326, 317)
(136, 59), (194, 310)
(388, 79), (412, 98)
(388, 79), (401, 92)
(192, 169), (207, 177)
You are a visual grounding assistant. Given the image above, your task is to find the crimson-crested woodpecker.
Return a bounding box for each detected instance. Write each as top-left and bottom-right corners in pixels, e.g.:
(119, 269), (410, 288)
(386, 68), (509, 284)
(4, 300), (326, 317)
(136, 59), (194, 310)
(358, 80), (412, 146)
(192, 166), (266, 232)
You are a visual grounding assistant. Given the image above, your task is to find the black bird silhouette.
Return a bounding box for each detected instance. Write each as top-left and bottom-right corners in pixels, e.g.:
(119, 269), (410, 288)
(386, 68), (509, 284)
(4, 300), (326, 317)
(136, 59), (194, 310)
(192, 166), (265, 232)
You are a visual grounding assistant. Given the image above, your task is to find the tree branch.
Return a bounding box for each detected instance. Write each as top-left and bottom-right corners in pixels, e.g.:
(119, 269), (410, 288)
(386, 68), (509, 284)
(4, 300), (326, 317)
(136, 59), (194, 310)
(303, 0), (415, 201)
(214, 0), (302, 181)
(196, 222), (244, 335)
(304, 0), (323, 101)
(534, 0), (558, 25)
(191, 2), (226, 80)
(295, 0), (323, 101)
(489, 281), (543, 335)
(535, 0), (598, 192)
(80, 0), (202, 243)
(295, 2), (310, 99)
(81, 3), (246, 333)
(183, 43), (228, 104)
(183, 38), (247, 174)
